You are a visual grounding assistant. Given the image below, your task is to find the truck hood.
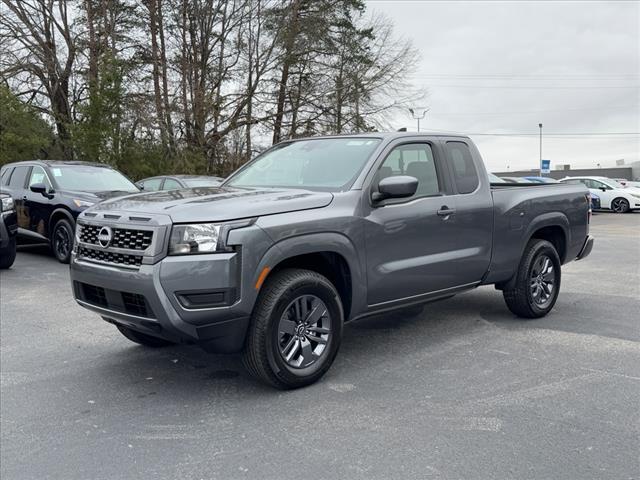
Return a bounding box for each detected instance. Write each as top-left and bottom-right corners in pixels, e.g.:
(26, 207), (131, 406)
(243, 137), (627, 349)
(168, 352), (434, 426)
(87, 186), (334, 223)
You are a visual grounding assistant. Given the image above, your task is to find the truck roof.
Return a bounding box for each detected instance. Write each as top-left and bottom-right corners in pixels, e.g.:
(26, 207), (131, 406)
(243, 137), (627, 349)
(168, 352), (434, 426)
(284, 131), (472, 143)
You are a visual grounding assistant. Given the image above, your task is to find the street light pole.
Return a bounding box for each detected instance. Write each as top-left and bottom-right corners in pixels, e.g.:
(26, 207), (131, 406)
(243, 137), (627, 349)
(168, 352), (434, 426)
(539, 123), (543, 176)
(409, 108), (429, 132)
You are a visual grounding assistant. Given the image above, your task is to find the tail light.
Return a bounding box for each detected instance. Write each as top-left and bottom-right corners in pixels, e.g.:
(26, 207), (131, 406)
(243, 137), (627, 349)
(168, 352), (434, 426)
(585, 193), (591, 224)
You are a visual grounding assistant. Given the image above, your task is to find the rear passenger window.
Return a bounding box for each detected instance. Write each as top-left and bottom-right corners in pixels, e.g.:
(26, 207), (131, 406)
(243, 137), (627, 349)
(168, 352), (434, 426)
(141, 178), (163, 191)
(1, 167), (13, 186)
(8, 166), (29, 188)
(162, 179), (181, 190)
(446, 142), (479, 194)
(377, 143), (440, 199)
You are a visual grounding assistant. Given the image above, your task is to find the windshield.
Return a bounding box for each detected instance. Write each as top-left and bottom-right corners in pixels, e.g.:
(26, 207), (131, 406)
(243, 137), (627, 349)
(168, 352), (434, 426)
(183, 178), (222, 187)
(226, 138), (381, 191)
(488, 173), (506, 183)
(52, 165), (138, 192)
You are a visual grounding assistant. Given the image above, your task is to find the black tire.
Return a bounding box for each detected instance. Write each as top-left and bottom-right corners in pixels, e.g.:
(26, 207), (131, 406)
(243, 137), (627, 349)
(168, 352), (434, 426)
(242, 268), (344, 389)
(51, 218), (74, 264)
(611, 197), (630, 214)
(115, 324), (174, 347)
(0, 237), (17, 269)
(503, 239), (561, 319)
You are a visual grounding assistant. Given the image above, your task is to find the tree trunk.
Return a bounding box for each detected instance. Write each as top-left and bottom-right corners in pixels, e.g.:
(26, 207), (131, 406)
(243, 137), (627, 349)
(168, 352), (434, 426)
(272, 0), (300, 145)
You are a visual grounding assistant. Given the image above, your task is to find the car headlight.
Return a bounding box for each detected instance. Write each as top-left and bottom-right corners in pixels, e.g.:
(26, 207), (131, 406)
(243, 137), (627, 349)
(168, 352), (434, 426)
(73, 199), (95, 208)
(168, 219), (255, 255)
(629, 193), (640, 199)
(1, 196), (14, 212)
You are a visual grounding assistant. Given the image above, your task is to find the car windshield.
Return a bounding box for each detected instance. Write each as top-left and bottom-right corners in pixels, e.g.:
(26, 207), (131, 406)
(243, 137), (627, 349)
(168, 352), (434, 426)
(226, 138), (381, 191)
(488, 173), (506, 183)
(183, 178), (222, 187)
(52, 165), (138, 192)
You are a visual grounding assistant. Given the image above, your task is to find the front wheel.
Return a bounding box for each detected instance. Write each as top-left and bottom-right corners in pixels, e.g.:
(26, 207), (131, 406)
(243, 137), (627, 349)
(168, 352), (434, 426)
(242, 269), (344, 389)
(51, 218), (74, 263)
(0, 236), (17, 269)
(503, 239), (561, 318)
(611, 197), (630, 213)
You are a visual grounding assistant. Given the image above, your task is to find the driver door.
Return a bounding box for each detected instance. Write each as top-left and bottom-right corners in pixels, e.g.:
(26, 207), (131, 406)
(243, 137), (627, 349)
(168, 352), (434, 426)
(363, 141), (460, 306)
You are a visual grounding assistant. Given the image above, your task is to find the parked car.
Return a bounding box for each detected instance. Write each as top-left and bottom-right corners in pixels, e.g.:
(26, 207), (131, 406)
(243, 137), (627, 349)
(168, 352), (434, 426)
(136, 175), (224, 191)
(523, 176), (559, 184)
(0, 191), (18, 269)
(70, 133), (593, 389)
(0, 161), (139, 263)
(559, 176), (640, 213)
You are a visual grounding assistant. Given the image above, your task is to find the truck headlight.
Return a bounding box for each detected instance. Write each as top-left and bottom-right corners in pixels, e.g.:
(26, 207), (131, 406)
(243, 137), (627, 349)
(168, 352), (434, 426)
(168, 219), (255, 255)
(0, 196), (14, 212)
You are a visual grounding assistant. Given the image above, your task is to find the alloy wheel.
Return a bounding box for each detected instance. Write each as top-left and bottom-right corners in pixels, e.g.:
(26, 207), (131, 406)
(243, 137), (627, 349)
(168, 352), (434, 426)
(277, 294), (331, 368)
(612, 198), (628, 213)
(55, 226), (70, 259)
(530, 254), (555, 306)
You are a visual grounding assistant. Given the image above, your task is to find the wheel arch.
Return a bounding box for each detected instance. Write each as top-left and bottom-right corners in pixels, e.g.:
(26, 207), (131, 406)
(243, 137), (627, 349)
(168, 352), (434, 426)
(254, 233), (365, 321)
(48, 207), (75, 239)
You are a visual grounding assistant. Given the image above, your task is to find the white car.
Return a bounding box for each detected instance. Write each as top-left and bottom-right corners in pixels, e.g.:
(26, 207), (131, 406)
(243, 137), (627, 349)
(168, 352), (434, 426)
(559, 176), (640, 213)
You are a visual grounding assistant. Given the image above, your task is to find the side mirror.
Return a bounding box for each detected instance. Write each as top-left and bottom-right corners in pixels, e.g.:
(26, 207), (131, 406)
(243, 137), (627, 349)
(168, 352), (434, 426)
(30, 183), (51, 197)
(373, 176), (418, 202)
(136, 182), (144, 190)
(600, 187), (606, 192)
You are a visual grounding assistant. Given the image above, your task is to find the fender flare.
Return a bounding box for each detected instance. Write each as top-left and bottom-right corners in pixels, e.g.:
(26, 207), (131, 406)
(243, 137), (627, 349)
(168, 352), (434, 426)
(499, 212), (570, 291)
(48, 208), (76, 237)
(254, 232), (367, 317)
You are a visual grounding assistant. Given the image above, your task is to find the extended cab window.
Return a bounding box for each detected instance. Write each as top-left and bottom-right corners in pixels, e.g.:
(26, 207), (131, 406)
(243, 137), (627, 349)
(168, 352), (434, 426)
(377, 143), (440, 199)
(446, 141), (479, 194)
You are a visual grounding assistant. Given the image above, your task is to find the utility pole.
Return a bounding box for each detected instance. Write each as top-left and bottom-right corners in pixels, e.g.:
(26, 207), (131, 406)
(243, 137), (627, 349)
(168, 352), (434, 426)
(539, 123), (543, 176)
(409, 108), (429, 132)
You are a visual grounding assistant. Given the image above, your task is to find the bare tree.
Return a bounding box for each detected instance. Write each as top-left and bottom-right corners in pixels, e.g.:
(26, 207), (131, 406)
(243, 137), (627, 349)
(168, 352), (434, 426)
(1, 0), (78, 158)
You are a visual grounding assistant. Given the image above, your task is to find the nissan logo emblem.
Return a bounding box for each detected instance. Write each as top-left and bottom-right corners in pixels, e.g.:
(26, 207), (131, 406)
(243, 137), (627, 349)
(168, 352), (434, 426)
(97, 226), (113, 248)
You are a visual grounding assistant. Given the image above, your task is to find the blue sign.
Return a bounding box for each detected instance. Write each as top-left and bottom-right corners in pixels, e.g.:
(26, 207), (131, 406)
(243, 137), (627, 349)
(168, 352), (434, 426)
(541, 159), (551, 174)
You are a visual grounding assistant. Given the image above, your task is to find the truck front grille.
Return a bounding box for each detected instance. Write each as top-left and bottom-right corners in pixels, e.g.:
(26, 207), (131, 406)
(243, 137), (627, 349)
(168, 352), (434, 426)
(79, 224), (153, 251)
(78, 246), (143, 268)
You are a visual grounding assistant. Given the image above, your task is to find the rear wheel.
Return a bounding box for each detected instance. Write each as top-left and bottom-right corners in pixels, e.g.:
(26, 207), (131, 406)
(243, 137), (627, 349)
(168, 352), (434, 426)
(51, 218), (74, 263)
(0, 237), (17, 269)
(503, 239), (561, 318)
(242, 269), (343, 389)
(611, 197), (630, 213)
(115, 324), (174, 347)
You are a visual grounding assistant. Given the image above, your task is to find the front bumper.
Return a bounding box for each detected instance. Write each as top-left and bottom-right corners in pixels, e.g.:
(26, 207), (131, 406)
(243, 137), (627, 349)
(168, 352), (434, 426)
(576, 235), (594, 261)
(70, 252), (252, 352)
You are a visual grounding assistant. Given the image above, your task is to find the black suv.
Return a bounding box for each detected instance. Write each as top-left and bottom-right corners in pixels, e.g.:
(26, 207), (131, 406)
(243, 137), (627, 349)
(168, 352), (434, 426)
(0, 161), (139, 263)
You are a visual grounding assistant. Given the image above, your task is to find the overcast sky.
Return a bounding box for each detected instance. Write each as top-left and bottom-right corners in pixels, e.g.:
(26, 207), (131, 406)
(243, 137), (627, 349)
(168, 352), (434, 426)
(367, 0), (639, 172)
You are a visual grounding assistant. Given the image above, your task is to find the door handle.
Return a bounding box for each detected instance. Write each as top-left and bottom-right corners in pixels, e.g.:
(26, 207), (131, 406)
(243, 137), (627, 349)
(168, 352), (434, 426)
(22, 195), (27, 200)
(437, 206), (456, 217)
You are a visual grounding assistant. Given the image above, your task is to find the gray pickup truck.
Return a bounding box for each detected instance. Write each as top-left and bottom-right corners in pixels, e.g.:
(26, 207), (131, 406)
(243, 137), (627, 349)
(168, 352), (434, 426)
(70, 133), (594, 388)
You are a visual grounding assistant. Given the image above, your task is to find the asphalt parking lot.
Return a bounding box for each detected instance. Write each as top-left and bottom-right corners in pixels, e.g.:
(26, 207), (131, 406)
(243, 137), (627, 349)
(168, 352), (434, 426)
(1, 212), (638, 480)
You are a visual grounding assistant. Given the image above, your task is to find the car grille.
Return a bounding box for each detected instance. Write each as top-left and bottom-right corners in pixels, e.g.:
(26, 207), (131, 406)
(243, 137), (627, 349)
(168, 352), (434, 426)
(78, 246), (143, 268)
(77, 282), (155, 318)
(79, 224), (153, 251)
